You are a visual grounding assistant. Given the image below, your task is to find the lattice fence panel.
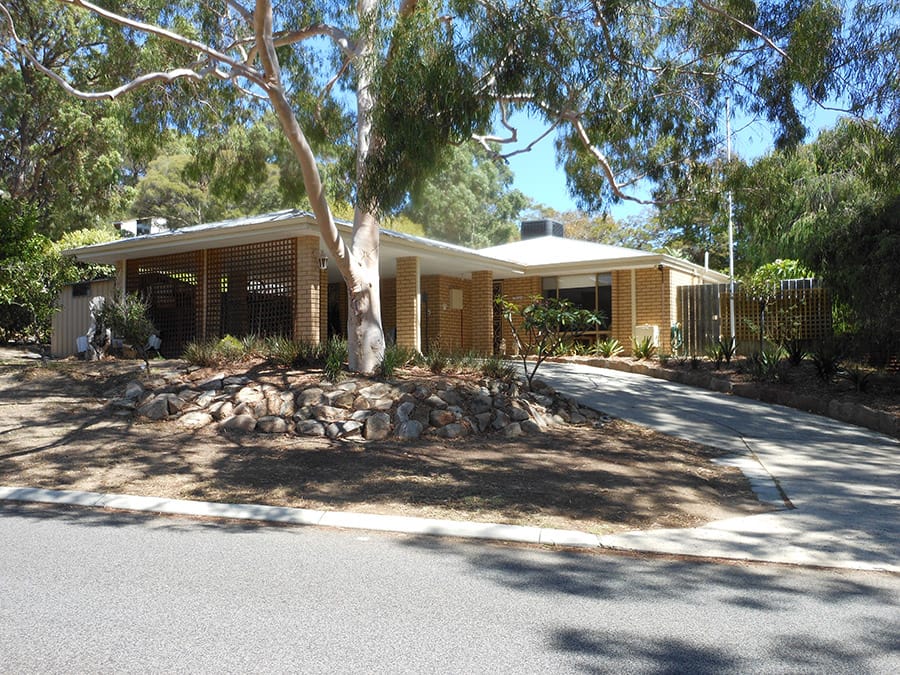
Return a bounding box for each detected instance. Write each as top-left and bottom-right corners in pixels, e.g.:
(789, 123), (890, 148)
(206, 239), (296, 341)
(126, 252), (201, 358)
(720, 288), (832, 346)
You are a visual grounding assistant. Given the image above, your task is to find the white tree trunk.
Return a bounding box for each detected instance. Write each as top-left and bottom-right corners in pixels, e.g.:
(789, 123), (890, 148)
(345, 0), (385, 374)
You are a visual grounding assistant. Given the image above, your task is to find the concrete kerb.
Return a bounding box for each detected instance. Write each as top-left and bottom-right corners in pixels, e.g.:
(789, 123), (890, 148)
(0, 486), (601, 549)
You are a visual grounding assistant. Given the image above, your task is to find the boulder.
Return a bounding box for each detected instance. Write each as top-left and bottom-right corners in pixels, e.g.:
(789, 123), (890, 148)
(364, 412), (392, 440)
(358, 382), (394, 399)
(207, 400), (234, 421)
(196, 373), (225, 390)
(311, 404), (349, 422)
(507, 404), (530, 422)
(424, 394), (447, 409)
(296, 419), (326, 437)
(503, 422), (524, 438)
(491, 410), (511, 430)
(429, 409), (457, 427)
(520, 419), (542, 434)
(395, 400), (415, 424)
(124, 380), (145, 400)
(325, 390), (356, 409)
(437, 389), (464, 407)
(257, 416), (290, 434)
(138, 393), (183, 420)
(436, 423), (466, 439)
(296, 387), (326, 407)
(178, 412), (214, 429)
(395, 420), (424, 440)
(267, 391), (295, 417)
(220, 414), (257, 432)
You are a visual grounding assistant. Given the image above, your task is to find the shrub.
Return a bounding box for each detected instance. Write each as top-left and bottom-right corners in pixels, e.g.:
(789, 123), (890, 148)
(324, 336), (347, 381)
(98, 293), (157, 372)
(592, 337), (624, 358)
(717, 336), (737, 365)
(705, 342), (725, 369)
(811, 339), (844, 383)
(480, 354), (518, 382)
(631, 336), (657, 360)
(747, 346), (786, 382)
(379, 344), (417, 378)
(781, 337), (806, 367)
(182, 339), (220, 367)
(264, 335), (305, 367)
(215, 335), (245, 363)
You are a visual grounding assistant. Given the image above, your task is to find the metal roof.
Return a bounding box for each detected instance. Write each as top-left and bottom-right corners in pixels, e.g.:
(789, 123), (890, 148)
(65, 209), (727, 283)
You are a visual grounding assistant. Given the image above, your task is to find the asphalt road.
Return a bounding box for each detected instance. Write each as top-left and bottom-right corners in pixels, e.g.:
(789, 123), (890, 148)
(2, 503), (898, 673)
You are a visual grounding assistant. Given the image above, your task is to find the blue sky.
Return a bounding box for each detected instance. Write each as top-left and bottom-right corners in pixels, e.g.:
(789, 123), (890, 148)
(505, 108), (844, 223)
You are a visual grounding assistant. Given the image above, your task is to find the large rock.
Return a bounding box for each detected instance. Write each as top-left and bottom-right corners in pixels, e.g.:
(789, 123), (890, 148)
(296, 419), (326, 437)
(296, 387), (325, 407)
(503, 422), (524, 438)
(220, 414), (257, 432)
(312, 404), (350, 422)
(437, 389), (464, 407)
(138, 393), (184, 420)
(364, 412), (392, 440)
(325, 390), (356, 409)
(507, 404), (530, 422)
(124, 380), (145, 400)
(196, 373), (225, 390)
(178, 411), (214, 429)
(429, 409), (457, 427)
(207, 400), (234, 421)
(395, 420), (424, 440)
(395, 400), (415, 424)
(436, 423), (466, 439)
(257, 416), (290, 434)
(267, 391), (295, 417)
(358, 382), (395, 399)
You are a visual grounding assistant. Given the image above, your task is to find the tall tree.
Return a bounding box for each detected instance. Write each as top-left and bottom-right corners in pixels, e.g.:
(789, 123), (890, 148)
(2, 1), (895, 372)
(404, 144), (526, 247)
(731, 119), (899, 356)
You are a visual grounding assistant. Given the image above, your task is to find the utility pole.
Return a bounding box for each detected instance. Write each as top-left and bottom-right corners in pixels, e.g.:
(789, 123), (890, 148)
(726, 96), (736, 345)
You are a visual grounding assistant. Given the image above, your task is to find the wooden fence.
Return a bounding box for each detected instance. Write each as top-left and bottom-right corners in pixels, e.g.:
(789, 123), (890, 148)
(677, 283), (832, 354)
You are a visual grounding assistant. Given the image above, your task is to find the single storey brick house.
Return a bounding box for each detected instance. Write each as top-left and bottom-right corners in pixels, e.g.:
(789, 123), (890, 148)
(59, 210), (727, 358)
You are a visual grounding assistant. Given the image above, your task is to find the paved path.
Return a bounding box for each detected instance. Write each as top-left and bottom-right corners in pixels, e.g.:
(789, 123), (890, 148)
(2, 503), (898, 673)
(535, 362), (900, 572)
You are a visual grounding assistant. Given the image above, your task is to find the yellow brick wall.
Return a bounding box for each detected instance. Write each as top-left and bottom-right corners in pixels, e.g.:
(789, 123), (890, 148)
(294, 236), (321, 344)
(470, 270), (493, 355)
(395, 257), (419, 349)
(420, 275), (471, 352)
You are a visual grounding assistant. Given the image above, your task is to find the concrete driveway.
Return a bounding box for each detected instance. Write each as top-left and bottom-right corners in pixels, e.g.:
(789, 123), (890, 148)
(535, 361), (900, 572)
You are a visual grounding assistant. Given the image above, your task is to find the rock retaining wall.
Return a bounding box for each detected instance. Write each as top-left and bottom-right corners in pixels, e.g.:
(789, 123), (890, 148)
(110, 368), (605, 441)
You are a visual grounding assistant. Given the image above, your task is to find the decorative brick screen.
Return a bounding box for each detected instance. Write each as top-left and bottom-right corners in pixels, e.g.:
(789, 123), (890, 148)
(206, 239), (296, 341)
(126, 252), (201, 358)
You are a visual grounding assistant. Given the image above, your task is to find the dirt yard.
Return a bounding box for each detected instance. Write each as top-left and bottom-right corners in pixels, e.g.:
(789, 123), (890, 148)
(0, 349), (769, 534)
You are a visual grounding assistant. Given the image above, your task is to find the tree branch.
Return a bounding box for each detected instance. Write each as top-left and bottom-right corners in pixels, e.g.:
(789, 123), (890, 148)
(696, 0), (788, 60)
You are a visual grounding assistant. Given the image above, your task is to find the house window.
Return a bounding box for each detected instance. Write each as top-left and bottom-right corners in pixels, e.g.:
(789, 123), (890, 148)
(72, 282), (91, 297)
(543, 273), (612, 327)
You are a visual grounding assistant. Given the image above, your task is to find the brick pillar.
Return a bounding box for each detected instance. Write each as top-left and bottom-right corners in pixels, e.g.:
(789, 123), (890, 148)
(395, 256), (420, 350)
(294, 236), (321, 344)
(471, 270), (493, 355)
(319, 268), (329, 343)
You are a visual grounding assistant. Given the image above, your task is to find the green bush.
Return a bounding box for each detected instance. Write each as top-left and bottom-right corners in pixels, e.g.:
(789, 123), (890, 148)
(631, 336), (657, 360)
(811, 340), (844, 382)
(592, 337), (624, 358)
(182, 340), (220, 367)
(98, 293), (157, 372)
(324, 336), (347, 381)
(480, 354), (518, 382)
(379, 344), (418, 378)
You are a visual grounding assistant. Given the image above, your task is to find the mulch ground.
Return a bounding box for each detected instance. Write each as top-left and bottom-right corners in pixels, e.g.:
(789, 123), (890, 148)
(0, 355), (768, 534)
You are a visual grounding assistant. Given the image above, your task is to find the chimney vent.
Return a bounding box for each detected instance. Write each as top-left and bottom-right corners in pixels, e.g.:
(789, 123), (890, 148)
(520, 219), (564, 240)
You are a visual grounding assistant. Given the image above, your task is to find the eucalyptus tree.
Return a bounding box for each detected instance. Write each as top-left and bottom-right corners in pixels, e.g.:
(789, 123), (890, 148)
(1, 0), (895, 373)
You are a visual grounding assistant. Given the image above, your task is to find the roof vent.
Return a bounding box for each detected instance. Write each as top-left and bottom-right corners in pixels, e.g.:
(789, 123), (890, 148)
(520, 219), (564, 240)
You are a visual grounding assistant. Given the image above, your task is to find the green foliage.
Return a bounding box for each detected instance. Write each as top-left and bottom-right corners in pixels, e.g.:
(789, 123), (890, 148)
(734, 120), (899, 360)
(181, 340), (221, 368)
(98, 293), (157, 371)
(810, 339), (844, 383)
(497, 295), (604, 389)
(323, 336), (347, 382)
(717, 336), (737, 365)
(705, 342), (725, 369)
(379, 344), (418, 378)
(747, 347), (786, 382)
(0, 197), (75, 342)
(480, 355), (517, 382)
(841, 365), (872, 393)
(631, 336), (657, 361)
(592, 337), (624, 358)
(404, 144), (526, 247)
(670, 323), (685, 357)
(781, 337), (807, 367)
